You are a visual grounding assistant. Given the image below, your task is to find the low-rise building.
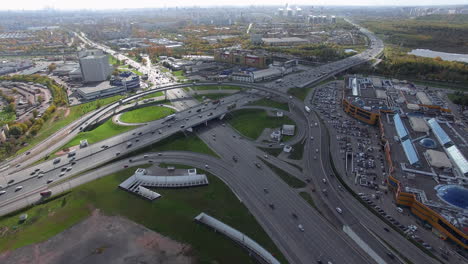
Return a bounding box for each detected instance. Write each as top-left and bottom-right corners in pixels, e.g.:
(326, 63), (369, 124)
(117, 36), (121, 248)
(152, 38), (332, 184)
(77, 81), (126, 101)
(282, 124), (295, 136)
(214, 48), (270, 68)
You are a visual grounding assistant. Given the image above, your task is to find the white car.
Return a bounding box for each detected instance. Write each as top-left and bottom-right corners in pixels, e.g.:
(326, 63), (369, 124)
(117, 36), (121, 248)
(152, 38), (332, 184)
(0, 190), (6, 195)
(298, 224), (305, 232)
(15, 186), (23, 192)
(336, 207), (343, 214)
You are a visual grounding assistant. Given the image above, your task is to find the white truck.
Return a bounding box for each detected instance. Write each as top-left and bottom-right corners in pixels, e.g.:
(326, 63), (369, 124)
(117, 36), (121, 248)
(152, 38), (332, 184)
(163, 114), (176, 122)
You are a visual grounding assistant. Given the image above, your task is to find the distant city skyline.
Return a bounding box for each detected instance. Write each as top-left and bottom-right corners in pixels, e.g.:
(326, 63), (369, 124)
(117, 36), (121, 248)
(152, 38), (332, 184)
(1, 0), (467, 11)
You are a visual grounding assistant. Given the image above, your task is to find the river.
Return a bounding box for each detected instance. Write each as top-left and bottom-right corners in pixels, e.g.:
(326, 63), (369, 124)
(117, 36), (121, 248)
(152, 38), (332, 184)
(408, 49), (468, 63)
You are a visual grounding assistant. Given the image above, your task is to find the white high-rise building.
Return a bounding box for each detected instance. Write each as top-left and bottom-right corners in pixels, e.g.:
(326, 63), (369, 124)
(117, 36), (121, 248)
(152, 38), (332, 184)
(79, 50), (111, 83)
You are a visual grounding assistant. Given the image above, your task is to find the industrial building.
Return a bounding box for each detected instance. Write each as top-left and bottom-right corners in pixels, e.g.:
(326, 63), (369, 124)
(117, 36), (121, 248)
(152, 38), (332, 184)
(78, 50), (112, 83)
(231, 60), (298, 83)
(214, 48), (270, 68)
(77, 71), (140, 101)
(261, 37), (308, 46)
(0, 60), (33, 75)
(76, 82), (127, 101)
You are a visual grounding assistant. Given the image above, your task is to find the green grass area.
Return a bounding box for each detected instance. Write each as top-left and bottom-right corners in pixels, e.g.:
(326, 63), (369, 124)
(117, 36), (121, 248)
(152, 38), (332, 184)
(131, 69), (143, 76)
(227, 109), (295, 140)
(132, 132), (219, 158)
(262, 159), (306, 188)
(287, 86), (312, 101)
(259, 147), (283, 157)
(108, 55), (121, 66)
(0, 166), (287, 264)
(172, 70), (184, 77)
(120, 106), (175, 124)
(17, 95), (125, 155)
(289, 141), (305, 160)
(249, 98), (289, 111)
(140, 91), (164, 100)
(0, 110), (15, 126)
(60, 119), (137, 150)
(285, 161), (303, 172)
(118, 68), (143, 76)
(172, 70), (186, 81)
(447, 92), (468, 106)
(193, 93), (229, 102)
(299, 192), (320, 213)
(194, 85), (243, 91)
(288, 78), (333, 101)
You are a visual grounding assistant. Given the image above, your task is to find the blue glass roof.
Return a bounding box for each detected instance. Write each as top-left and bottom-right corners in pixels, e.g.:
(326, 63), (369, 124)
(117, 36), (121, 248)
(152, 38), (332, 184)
(427, 118), (452, 147)
(402, 139), (419, 165)
(446, 146), (468, 175)
(393, 114), (408, 140)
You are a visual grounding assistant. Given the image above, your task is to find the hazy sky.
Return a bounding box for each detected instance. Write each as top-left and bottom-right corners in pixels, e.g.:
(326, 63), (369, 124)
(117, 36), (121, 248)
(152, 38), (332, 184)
(1, 0), (466, 10)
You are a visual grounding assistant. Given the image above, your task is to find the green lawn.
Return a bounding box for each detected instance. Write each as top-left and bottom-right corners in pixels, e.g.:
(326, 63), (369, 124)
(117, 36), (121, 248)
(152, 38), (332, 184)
(17, 95), (125, 155)
(172, 70), (186, 81)
(0, 165), (286, 264)
(249, 98), (290, 111)
(140, 91), (164, 100)
(287, 78), (333, 101)
(228, 109), (295, 140)
(259, 147), (283, 157)
(299, 192), (321, 214)
(60, 119), (137, 150)
(109, 55), (121, 66)
(133, 132), (219, 158)
(0, 110), (15, 126)
(172, 70), (184, 76)
(262, 159), (306, 188)
(289, 141), (305, 160)
(131, 69), (143, 76)
(287, 86), (313, 101)
(194, 93), (229, 102)
(120, 106), (175, 123)
(194, 85), (242, 91)
(118, 68), (143, 76)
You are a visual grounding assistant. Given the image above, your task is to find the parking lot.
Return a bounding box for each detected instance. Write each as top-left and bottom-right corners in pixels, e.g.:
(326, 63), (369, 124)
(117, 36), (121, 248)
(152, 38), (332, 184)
(311, 80), (461, 260)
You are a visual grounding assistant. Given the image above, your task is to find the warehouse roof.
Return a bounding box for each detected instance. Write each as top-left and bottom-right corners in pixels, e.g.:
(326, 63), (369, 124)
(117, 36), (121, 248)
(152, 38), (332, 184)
(409, 116), (429, 133)
(425, 150), (452, 168)
(416, 92), (432, 105)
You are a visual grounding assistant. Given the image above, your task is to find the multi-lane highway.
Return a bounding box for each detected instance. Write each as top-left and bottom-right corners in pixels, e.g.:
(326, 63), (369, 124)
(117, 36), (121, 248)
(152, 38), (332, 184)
(0, 21), (441, 264)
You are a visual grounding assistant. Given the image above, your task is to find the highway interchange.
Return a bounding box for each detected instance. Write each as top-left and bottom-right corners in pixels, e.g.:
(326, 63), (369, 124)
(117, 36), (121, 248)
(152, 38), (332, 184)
(0, 22), (443, 264)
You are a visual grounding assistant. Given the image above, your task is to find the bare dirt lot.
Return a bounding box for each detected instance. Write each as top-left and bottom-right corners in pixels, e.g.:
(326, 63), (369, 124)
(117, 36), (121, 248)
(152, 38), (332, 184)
(0, 209), (194, 264)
